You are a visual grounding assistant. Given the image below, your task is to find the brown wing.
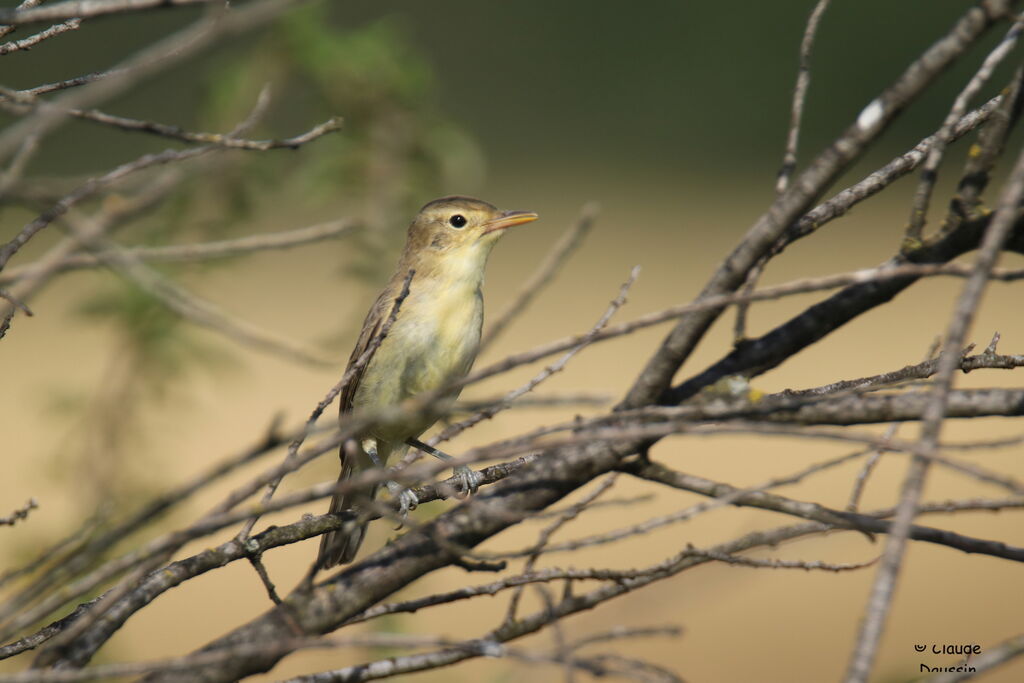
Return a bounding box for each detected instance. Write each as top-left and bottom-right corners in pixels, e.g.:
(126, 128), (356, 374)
(338, 287), (394, 414)
(319, 288), (396, 569)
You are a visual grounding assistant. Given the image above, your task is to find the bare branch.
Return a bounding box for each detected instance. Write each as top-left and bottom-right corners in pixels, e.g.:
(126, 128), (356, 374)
(690, 546), (877, 573)
(18, 68), (131, 98)
(0, 219), (357, 287)
(0, 146), (208, 274)
(772, 94), (1003, 254)
(954, 67), (1024, 215)
(666, 213), (1022, 405)
(0, 499), (38, 527)
(465, 258), (1024, 397)
(622, 460), (1024, 563)
(504, 474), (619, 623)
(906, 18), (1024, 242)
(0, 132), (41, 200)
(0, 0), (298, 163)
(0, 17), (81, 54)
(57, 211), (335, 366)
(781, 344), (1024, 398)
(5, 2), (1024, 680)
(4, 458), (533, 662)
(0, 416), (288, 639)
(846, 423), (900, 512)
(0, 0), (42, 38)
(0, 89), (342, 151)
(0, 0), (214, 26)
(775, 0), (831, 194)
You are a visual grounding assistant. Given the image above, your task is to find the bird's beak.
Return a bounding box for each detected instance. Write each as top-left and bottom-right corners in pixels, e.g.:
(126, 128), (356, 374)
(482, 210), (539, 235)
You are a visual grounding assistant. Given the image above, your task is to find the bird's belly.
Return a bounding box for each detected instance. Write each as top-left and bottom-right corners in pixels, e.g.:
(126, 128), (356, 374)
(354, 288), (482, 442)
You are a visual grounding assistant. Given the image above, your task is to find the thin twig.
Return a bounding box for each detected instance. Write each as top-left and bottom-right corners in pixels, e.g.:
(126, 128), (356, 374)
(774, 95), (1003, 253)
(846, 423), (899, 511)
(0, 132), (41, 200)
(59, 212), (335, 366)
(456, 392), (612, 411)
(0, 416), (288, 628)
(0, 0), (296, 163)
(459, 261), (1024, 394)
(19, 68), (132, 97)
(623, 460), (1024, 563)
(0, 499), (38, 527)
(0, 170), (185, 340)
(906, 18), (1024, 242)
(0, 0), (42, 38)
(0, 219), (357, 288)
(780, 341), (1024, 398)
(0, 0), (213, 25)
(0, 89), (342, 151)
(246, 557), (282, 605)
(0, 289), (31, 316)
(775, 0), (832, 194)
(0, 17), (80, 54)
(846, 337), (941, 511)
(504, 474), (618, 623)
(0, 146), (208, 273)
(690, 546), (878, 573)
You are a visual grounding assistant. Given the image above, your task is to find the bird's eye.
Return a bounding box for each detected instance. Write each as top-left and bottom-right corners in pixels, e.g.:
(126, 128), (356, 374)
(449, 214), (467, 228)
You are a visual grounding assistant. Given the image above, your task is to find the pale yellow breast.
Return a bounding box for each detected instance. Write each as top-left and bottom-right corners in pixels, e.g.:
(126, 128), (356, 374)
(353, 278), (483, 443)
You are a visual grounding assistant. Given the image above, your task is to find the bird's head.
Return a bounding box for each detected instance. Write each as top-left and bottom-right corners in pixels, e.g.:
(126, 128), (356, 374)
(402, 197), (538, 277)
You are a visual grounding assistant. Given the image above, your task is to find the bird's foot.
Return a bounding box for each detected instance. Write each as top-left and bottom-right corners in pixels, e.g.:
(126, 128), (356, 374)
(452, 464), (482, 498)
(404, 438), (481, 499)
(385, 480), (419, 529)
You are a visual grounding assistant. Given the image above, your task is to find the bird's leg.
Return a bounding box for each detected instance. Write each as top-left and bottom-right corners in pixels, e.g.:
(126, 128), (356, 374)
(406, 438), (481, 497)
(365, 444), (419, 522)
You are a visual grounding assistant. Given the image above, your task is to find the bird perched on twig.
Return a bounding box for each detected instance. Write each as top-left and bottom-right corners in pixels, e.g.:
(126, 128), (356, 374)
(317, 196), (539, 568)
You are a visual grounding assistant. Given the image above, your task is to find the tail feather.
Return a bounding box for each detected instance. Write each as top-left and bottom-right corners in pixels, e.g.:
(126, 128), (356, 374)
(317, 450), (376, 569)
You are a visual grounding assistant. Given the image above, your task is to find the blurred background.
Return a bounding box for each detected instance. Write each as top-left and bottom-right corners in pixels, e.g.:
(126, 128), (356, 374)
(2, 0), (1024, 680)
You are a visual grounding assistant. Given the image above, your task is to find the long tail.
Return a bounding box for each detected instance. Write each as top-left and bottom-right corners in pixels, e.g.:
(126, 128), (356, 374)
(317, 443), (376, 569)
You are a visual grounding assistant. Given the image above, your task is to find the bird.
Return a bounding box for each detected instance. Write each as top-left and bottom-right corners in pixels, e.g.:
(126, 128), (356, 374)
(317, 196), (539, 568)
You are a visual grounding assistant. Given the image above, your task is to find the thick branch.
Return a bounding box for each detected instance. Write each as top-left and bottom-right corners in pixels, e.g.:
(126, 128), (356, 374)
(18, 458), (534, 664)
(138, 440), (630, 682)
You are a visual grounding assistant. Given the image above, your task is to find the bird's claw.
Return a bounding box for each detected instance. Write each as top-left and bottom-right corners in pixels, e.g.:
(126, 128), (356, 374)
(453, 464), (481, 498)
(385, 480), (419, 530)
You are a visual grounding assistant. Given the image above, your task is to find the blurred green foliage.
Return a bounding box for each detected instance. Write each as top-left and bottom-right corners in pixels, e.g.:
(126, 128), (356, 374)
(194, 2), (482, 276)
